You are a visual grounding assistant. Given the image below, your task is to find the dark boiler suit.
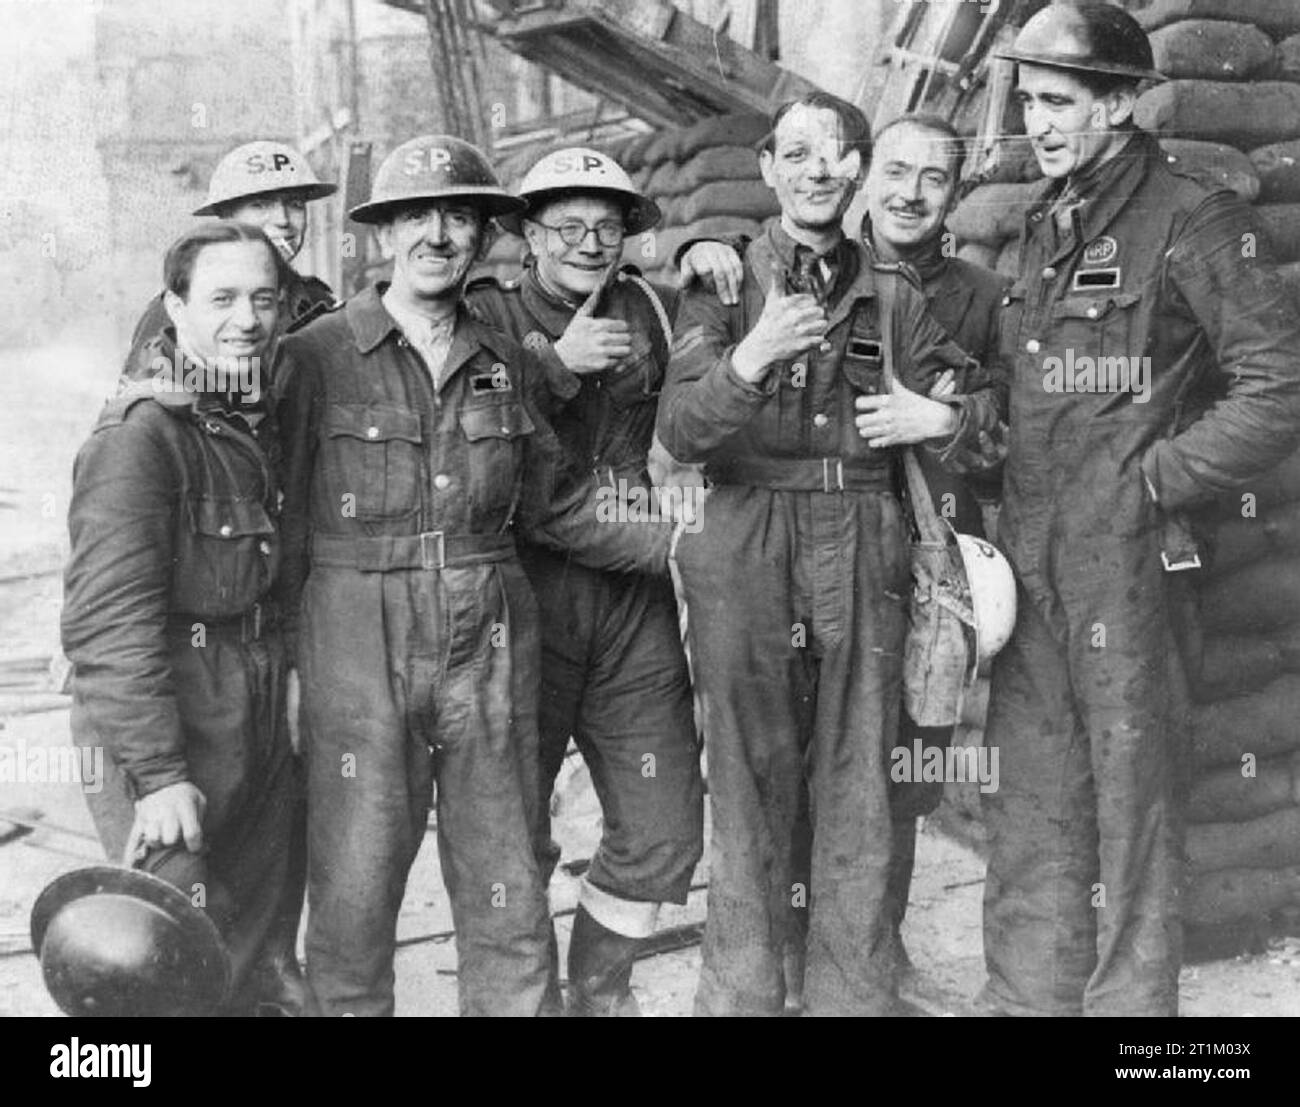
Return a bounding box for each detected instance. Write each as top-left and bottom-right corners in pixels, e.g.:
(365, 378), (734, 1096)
(275, 285), (669, 1017)
(982, 128), (1300, 1016)
(61, 359), (294, 1014)
(658, 220), (1005, 1016)
(466, 265), (703, 939)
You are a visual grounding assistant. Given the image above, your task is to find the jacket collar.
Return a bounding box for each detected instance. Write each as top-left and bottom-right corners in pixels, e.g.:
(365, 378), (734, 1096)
(749, 219), (878, 333)
(347, 281), (513, 386)
(1026, 127), (1154, 257)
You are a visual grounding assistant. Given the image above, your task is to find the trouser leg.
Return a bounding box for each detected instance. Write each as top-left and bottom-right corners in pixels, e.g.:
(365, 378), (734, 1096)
(300, 573), (427, 1018)
(981, 590), (1096, 1016)
(432, 562), (556, 1017)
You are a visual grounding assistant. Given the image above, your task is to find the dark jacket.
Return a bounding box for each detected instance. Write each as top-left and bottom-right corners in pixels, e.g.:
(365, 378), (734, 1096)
(273, 285), (671, 659)
(62, 339), (282, 800)
(658, 219), (1006, 474)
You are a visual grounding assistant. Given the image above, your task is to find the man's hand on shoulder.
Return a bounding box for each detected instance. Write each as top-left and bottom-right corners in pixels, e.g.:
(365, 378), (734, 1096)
(679, 241), (744, 306)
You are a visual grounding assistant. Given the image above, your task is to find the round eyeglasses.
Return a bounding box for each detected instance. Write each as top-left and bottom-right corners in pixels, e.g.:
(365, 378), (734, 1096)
(532, 219), (626, 247)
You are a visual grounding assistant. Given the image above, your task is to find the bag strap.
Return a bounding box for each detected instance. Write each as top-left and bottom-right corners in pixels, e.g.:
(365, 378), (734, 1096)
(876, 267), (948, 545)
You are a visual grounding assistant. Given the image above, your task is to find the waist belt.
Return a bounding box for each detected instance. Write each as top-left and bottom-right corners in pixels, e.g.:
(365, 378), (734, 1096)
(168, 600), (278, 643)
(311, 530), (516, 571)
(708, 456), (896, 493)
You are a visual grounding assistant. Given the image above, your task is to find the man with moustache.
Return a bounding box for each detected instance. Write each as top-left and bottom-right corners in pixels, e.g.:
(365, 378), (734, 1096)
(980, 2), (1300, 1016)
(62, 221), (297, 1015)
(679, 113), (1010, 969)
(274, 135), (671, 1016)
(465, 147), (703, 1016)
(658, 92), (1005, 1016)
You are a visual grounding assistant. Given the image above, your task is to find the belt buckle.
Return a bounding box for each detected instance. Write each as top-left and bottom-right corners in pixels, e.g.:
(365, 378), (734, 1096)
(822, 457), (844, 492)
(1160, 550), (1201, 572)
(420, 530), (446, 570)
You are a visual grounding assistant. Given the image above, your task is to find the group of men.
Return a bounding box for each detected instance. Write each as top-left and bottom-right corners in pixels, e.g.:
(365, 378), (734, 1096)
(58, 1), (1300, 1017)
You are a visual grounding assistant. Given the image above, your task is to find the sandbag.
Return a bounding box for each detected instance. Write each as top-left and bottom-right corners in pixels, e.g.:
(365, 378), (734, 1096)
(618, 132), (658, 173)
(1187, 805), (1300, 873)
(1148, 19), (1277, 80)
(1184, 863), (1300, 925)
(1196, 632), (1286, 701)
(1280, 33), (1300, 81)
(949, 182), (1042, 246)
(645, 161), (683, 199)
(1136, 81), (1300, 150)
(1199, 557), (1300, 636)
(1249, 139), (1300, 203)
(1205, 498), (1300, 574)
(1187, 751), (1298, 824)
(675, 113), (769, 164)
(996, 237), (1021, 279)
(1190, 673), (1300, 766)
(671, 146), (761, 194)
(1132, 0), (1300, 38)
(969, 136), (1042, 187)
(1252, 203), (1300, 263)
(956, 242), (1000, 271)
(1158, 138), (1259, 201)
(674, 179), (779, 225)
(650, 216), (765, 278)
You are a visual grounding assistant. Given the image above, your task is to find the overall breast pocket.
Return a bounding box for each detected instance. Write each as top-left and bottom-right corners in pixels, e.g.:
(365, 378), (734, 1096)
(323, 403), (422, 521)
(1050, 290), (1144, 356)
(603, 333), (662, 410)
(458, 401), (535, 515)
(174, 496), (277, 617)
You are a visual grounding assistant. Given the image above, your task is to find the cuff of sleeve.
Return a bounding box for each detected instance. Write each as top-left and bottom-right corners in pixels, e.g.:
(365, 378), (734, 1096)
(721, 349), (780, 398)
(924, 395), (970, 465)
(1142, 439), (1203, 512)
(540, 346), (582, 404)
(125, 757), (190, 802)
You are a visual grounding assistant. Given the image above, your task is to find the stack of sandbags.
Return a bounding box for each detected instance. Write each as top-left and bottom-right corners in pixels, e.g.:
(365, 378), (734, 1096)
(1182, 449), (1300, 928)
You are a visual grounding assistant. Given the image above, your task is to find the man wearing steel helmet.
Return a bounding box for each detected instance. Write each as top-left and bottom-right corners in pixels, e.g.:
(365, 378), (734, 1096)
(465, 147), (703, 1016)
(122, 141), (338, 382)
(980, 2), (1300, 1016)
(273, 135), (673, 1017)
(658, 91), (1006, 1017)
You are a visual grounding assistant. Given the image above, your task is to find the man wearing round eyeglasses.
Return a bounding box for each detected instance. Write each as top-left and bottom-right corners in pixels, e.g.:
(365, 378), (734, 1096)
(467, 147), (704, 1017)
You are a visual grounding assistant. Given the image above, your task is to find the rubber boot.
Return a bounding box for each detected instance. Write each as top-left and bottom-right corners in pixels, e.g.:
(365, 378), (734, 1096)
(252, 780), (310, 1017)
(566, 905), (642, 1017)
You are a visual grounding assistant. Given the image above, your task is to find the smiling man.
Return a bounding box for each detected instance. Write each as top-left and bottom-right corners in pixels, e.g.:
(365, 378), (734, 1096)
(679, 113), (1010, 975)
(273, 135), (672, 1016)
(658, 92), (1005, 1016)
(123, 141), (338, 383)
(62, 222), (298, 1015)
(466, 147), (703, 1016)
(980, 1), (1300, 1017)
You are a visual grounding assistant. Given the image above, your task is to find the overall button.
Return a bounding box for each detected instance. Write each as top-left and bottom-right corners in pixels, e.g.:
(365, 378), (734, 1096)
(367, 426), (380, 439)
(1026, 339), (1041, 354)
(433, 473), (451, 490)
(813, 413), (829, 428)
(258, 540), (272, 556)
(219, 524), (233, 538)
(818, 341), (832, 353)
(1042, 266), (1057, 280)
(1086, 305), (1099, 319)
